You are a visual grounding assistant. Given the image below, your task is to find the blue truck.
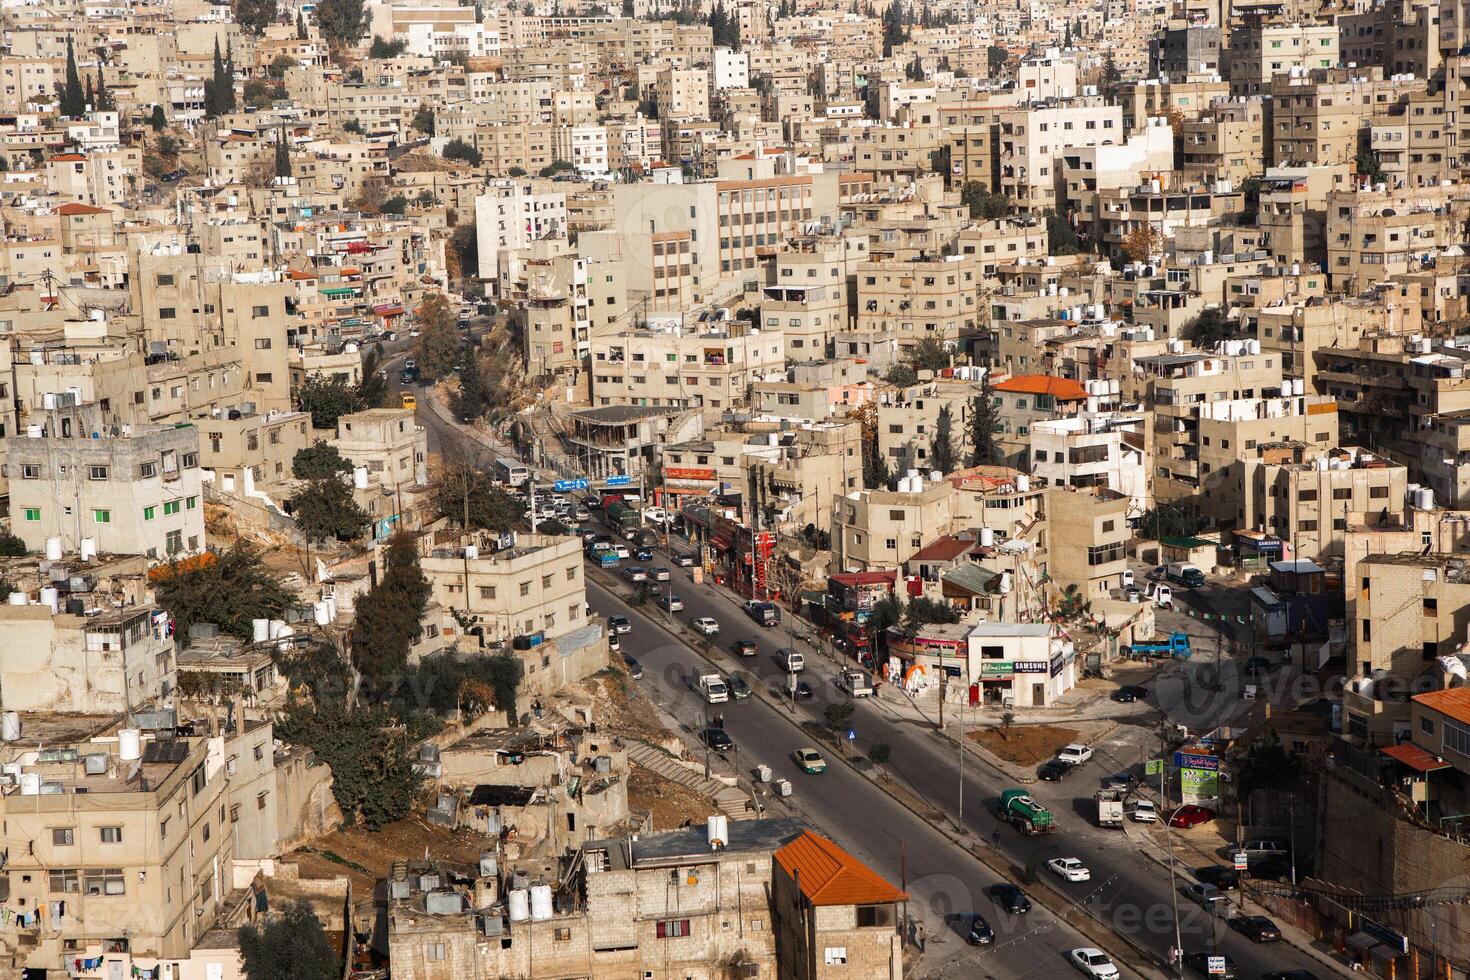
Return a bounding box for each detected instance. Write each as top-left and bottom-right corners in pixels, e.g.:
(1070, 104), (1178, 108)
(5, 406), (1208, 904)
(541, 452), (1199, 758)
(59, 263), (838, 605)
(1121, 631), (1192, 660)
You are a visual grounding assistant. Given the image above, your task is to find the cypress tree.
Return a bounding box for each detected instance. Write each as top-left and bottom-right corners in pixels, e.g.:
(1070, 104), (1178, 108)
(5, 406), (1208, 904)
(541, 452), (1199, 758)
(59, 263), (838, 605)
(61, 38), (86, 117)
(297, 8), (308, 38)
(274, 129), (292, 177)
(93, 71), (113, 112)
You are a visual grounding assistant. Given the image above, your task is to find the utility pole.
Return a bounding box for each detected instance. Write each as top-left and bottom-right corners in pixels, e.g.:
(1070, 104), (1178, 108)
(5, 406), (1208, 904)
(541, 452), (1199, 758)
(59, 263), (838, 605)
(958, 660), (969, 822)
(1161, 724), (1184, 977)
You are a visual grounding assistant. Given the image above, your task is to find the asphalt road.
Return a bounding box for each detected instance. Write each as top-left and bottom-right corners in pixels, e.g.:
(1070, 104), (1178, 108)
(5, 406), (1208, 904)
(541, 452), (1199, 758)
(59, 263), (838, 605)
(588, 578), (1121, 980)
(587, 531), (1341, 980)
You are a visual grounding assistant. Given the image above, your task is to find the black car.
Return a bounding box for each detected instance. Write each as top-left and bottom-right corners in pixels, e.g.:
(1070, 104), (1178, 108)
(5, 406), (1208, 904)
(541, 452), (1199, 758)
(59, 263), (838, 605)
(1112, 684), (1148, 703)
(701, 727), (734, 751)
(674, 553), (697, 567)
(783, 679), (814, 700)
(1228, 915), (1281, 943)
(987, 883), (1031, 914)
(964, 913), (994, 945)
(732, 639), (759, 657)
(1194, 865), (1240, 890)
(1037, 759), (1076, 782)
(622, 655), (643, 679)
(1182, 952), (1236, 980)
(1246, 854), (1296, 882)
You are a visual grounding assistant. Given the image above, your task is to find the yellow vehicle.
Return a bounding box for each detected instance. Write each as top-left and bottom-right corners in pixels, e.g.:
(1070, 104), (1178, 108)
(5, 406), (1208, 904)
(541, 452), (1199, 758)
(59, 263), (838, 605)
(400, 392), (417, 410)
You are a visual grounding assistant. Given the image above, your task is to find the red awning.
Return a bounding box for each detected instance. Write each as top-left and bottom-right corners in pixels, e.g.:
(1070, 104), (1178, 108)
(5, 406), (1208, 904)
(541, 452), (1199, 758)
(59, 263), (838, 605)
(374, 303), (405, 316)
(1380, 743), (1451, 773)
(710, 532), (734, 552)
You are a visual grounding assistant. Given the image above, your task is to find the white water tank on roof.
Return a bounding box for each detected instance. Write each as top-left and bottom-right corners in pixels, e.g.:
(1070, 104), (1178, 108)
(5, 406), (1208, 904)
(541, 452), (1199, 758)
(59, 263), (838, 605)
(45, 538), (62, 562)
(464, 545), (479, 561)
(530, 884), (553, 921)
(353, 467), (369, 490)
(1015, 474), (1031, 492)
(253, 619), (270, 643)
(19, 772), (40, 796)
(2, 712), (20, 742)
(118, 728), (142, 761)
(80, 538), (96, 562)
(508, 889), (530, 922)
(980, 527), (995, 547)
(7, 593), (24, 605)
(1417, 488), (1436, 511)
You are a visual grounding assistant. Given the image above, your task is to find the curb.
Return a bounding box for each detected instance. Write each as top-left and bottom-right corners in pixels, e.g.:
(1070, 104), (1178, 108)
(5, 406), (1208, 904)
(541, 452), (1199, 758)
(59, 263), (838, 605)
(588, 565), (1173, 980)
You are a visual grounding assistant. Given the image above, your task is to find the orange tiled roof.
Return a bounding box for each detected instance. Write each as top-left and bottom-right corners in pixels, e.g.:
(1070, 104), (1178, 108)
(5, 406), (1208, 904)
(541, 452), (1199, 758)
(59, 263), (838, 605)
(1414, 688), (1470, 726)
(774, 831), (907, 907)
(57, 203), (109, 216)
(50, 153), (85, 162)
(992, 375), (1088, 400)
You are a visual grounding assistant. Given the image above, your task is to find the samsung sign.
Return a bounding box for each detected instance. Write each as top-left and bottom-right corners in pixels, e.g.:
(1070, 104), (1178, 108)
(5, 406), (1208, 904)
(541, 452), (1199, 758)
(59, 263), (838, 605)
(1013, 661), (1049, 673)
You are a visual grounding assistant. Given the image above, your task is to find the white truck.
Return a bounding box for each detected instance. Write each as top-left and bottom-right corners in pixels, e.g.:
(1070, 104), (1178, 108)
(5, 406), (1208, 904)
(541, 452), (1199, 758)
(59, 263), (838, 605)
(838, 668), (874, 697)
(698, 672), (729, 704)
(1094, 788), (1125, 828)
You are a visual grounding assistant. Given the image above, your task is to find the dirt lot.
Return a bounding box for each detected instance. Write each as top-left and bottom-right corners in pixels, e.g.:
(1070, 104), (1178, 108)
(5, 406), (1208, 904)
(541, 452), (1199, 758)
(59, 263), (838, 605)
(289, 816), (493, 896)
(627, 766), (718, 830)
(573, 669), (670, 743)
(969, 723), (1082, 766)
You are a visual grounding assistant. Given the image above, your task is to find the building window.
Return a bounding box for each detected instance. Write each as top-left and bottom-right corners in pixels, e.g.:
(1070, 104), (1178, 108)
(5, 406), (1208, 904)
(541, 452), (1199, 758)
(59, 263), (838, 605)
(187, 496), (198, 509)
(20, 464), (38, 479)
(144, 506), (156, 521)
(426, 943), (447, 961)
(825, 948), (849, 965)
(554, 927), (572, 942)
(159, 307), (176, 319)
(51, 828), (74, 846)
(48, 869), (79, 893)
(23, 508), (39, 521)
(257, 791), (269, 810)
(93, 509), (111, 523)
(83, 869), (125, 896)
(88, 465), (108, 480)
(520, 582), (531, 597)
(479, 586), (496, 599)
(1425, 598), (1438, 615)
(1369, 486), (1390, 498)
(164, 500), (181, 516)
(99, 826), (122, 844)
(656, 919), (691, 938)
(166, 529), (183, 554)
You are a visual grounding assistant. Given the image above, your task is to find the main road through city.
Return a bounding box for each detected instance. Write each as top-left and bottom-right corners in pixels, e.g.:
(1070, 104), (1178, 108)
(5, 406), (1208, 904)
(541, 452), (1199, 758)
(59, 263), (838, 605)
(586, 531), (1342, 980)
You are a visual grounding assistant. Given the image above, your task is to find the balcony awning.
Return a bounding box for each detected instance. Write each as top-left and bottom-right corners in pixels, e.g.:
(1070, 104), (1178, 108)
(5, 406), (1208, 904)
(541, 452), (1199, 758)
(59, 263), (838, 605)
(373, 303), (405, 316)
(1380, 742), (1450, 773)
(320, 286), (358, 297)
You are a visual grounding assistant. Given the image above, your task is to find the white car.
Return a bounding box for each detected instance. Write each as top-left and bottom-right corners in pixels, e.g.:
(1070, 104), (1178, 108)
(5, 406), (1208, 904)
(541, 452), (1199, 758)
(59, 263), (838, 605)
(1069, 948), (1120, 980)
(1056, 743), (1094, 766)
(1129, 800), (1159, 823)
(692, 617), (720, 636)
(1047, 857), (1092, 883)
(643, 506), (669, 524)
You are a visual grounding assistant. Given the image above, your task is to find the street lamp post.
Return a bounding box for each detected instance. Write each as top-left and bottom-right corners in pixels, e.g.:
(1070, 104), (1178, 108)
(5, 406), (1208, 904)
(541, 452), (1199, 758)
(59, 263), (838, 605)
(1160, 727), (1185, 977)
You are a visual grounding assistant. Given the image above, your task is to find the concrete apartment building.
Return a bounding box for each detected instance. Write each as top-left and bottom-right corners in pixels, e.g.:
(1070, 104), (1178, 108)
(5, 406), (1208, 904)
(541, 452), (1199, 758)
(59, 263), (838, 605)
(1045, 484), (1132, 599)
(1370, 89), (1453, 189)
(853, 253), (983, 350)
(1242, 448), (1408, 561)
(1030, 413), (1150, 513)
(0, 722), (234, 971)
(1269, 69), (1419, 168)
(760, 235), (868, 359)
(418, 531), (585, 644)
(0, 602), (175, 714)
(474, 179), (569, 284)
(832, 476), (957, 572)
(1179, 100), (1266, 186)
(1226, 20), (1340, 96)
(991, 375), (1090, 467)
(1195, 394), (1342, 525)
(654, 65), (710, 121)
(955, 622), (1076, 708)
(197, 408), (312, 494)
(1323, 186), (1470, 291)
(9, 412), (206, 560)
(997, 101), (1125, 212)
(588, 323), (786, 412)
(333, 408), (428, 492)
(876, 377), (986, 470)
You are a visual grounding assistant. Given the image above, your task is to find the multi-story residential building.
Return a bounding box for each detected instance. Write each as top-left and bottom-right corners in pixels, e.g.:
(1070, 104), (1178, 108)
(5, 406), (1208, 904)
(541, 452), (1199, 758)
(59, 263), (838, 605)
(588, 321), (786, 412)
(1179, 100), (1267, 186)
(333, 408), (429, 493)
(997, 100), (1125, 212)
(760, 235), (868, 358)
(854, 253), (983, 349)
(1045, 484), (1132, 599)
(991, 375), (1090, 466)
(9, 409), (206, 560)
(1270, 69), (1419, 169)
(1227, 20), (1340, 96)
(1030, 412), (1150, 513)
(418, 531), (585, 645)
(196, 408), (313, 494)
(474, 179), (569, 283)
(832, 477), (957, 572)
(1241, 447), (1408, 561)
(1323, 185), (1470, 291)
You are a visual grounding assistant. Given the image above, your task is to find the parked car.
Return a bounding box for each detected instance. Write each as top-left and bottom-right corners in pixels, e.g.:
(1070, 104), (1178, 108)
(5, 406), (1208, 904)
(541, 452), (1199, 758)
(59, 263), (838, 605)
(1037, 759), (1075, 782)
(1194, 866), (1239, 890)
(1241, 836), (1291, 859)
(635, 548), (655, 561)
(1056, 743), (1094, 765)
(1179, 882), (1233, 917)
(1112, 685), (1148, 703)
(1169, 804), (1217, 829)
(1069, 948), (1120, 980)
(1129, 800), (1159, 823)
(701, 727), (734, 751)
(782, 678), (814, 700)
(607, 633), (620, 652)
(732, 639), (759, 657)
(692, 617), (720, 636)
(622, 566), (648, 582)
(1246, 854), (1296, 882)
(609, 616), (632, 634)
(1183, 952), (1236, 980)
(727, 673), (752, 700)
(1229, 915), (1281, 943)
(1047, 858), (1091, 883)
(963, 913), (993, 946)
(987, 883), (1031, 914)
(651, 566), (672, 582)
(674, 553), (697, 567)
(621, 655), (642, 679)
(793, 748), (827, 773)
(1146, 582), (1173, 607)
(659, 594), (684, 612)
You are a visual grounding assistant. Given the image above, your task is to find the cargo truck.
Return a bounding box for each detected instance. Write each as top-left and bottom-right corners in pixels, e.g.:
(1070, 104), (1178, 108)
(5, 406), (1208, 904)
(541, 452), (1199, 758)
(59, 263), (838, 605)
(698, 672), (729, 704)
(1120, 631), (1193, 660)
(744, 600), (780, 627)
(1165, 562), (1205, 588)
(1094, 788), (1125, 828)
(997, 788), (1055, 835)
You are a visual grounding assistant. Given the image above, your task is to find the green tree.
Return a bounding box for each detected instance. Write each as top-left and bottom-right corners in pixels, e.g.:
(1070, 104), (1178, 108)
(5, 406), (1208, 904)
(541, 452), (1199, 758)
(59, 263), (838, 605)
(296, 374), (364, 429)
(292, 477), (370, 543)
(1136, 505), (1204, 541)
(1045, 209), (1081, 255)
(622, 0), (634, 12)
(148, 104), (167, 129)
(824, 700), (856, 736)
(205, 38), (236, 116)
(93, 71), (113, 112)
(244, 79), (282, 109)
(357, 348), (389, 408)
(508, 165), (528, 176)
(930, 404), (957, 474)
(369, 35), (408, 58)
(868, 742), (892, 765)
(237, 901), (341, 980)
(153, 543), (293, 642)
(314, 0), (371, 49)
(539, 160), (575, 177)
(1063, 20), (1072, 46)
(904, 595), (959, 626)
(968, 375), (1003, 466)
(60, 38), (86, 117)
(1184, 307), (1235, 346)
(960, 180), (1010, 219)
(1234, 729), (1303, 798)
(381, 194), (409, 214)
(297, 8), (309, 38)
(274, 130), (292, 177)
(342, 118), (363, 134)
(1100, 50), (1122, 101)
(456, 353), (487, 421)
(350, 533), (431, 685)
(443, 138), (483, 167)
(884, 362), (918, 387)
(0, 531), (26, 556)
(293, 442), (352, 480)
(906, 54), (924, 81)
(269, 54), (296, 79)
(987, 44), (1008, 76)
(410, 106), (435, 135)
(413, 292), (461, 381)
(276, 702), (422, 828)
(435, 456), (527, 530)
(233, 0), (278, 35)
(906, 336), (951, 374)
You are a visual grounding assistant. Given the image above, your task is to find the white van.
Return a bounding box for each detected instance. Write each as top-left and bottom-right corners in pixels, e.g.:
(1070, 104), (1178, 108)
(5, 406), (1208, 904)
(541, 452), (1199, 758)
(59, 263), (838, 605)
(781, 648), (805, 673)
